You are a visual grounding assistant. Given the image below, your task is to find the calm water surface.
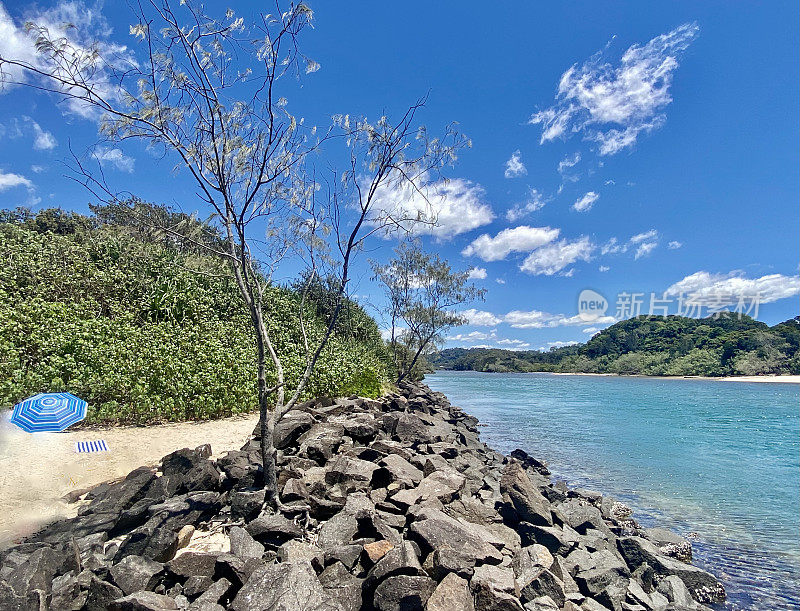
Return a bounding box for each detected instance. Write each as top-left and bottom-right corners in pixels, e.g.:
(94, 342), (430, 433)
(424, 371), (800, 611)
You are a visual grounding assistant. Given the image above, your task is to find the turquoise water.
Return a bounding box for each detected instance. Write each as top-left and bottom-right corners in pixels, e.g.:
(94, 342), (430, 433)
(424, 371), (800, 610)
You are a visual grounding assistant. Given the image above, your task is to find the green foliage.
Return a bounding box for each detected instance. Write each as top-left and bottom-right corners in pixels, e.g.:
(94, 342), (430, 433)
(431, 315), (800, 377)
(0, 208), (388, 424)
(372, 241), (484, 381)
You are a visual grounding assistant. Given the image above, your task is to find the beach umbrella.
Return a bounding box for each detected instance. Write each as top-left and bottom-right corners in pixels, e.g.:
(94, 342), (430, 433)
(10, 392), (87, 433)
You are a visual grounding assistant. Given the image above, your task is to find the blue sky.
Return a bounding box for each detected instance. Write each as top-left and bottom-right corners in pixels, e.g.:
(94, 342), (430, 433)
(0, 1), (798, 351)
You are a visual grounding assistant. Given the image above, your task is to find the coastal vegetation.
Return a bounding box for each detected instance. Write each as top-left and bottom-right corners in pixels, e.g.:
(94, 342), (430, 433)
(431, 314), (800, 376)
(0, 207), (390, 424)
(372, 241), (485, 383)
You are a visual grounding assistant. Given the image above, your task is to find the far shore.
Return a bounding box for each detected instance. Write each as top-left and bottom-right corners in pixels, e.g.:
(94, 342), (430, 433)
(435, 369), (800, 384)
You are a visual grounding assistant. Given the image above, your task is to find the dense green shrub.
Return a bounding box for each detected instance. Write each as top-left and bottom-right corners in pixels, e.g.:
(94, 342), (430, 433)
(0, 208), (388, 424)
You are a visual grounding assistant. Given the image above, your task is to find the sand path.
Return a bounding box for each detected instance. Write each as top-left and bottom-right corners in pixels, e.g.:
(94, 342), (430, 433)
(0, 411), (259, 549)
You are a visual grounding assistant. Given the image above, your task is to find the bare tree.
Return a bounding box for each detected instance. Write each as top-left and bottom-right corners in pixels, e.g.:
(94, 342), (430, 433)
(372, 241), (485, 383)
(0, 1), (466, 504)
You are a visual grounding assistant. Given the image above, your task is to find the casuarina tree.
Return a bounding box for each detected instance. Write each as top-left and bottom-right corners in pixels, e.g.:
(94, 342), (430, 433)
(0, 1), (467, 505)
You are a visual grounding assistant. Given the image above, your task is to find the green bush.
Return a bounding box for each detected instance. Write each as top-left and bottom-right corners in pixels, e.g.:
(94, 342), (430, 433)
(0, 209), (388, 424)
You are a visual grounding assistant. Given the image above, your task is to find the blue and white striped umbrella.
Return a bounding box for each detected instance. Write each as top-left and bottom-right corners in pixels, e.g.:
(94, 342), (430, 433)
(10, 392), (87, 433)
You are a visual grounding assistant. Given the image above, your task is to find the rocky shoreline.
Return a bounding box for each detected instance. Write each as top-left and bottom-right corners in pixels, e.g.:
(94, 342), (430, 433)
(0, 382), (726, 610)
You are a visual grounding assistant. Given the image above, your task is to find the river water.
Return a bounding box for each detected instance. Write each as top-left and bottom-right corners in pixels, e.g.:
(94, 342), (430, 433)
(424, 371), (800, 610)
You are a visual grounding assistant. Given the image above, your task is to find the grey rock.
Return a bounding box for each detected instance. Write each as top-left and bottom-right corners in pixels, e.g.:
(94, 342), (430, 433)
(230, 488), (265, 521)
(325, 455), (379, 490)
(110, 555), (164, 595)
(517, 568), (565, 607)
(229, 526), (265, 560)
(426, 572), (475, 611)
(109, 591), (179, 610)
(518, 524), (580, 556)
(364, 541), (423, 592)
(373, 574), (437, 611)
(277, 540), (323, 568)
(317, 510), (359, 550)
(617, 537), (725, 604)
(167, 552), (219, 580)
(273, 412), (315, 449)
(500, 462), (553, 527)
(84, 577), (125, 611)
(230, 561), (335, 610)
(409, 508), (503, 565)
(244, 513), (302, 546)
(377, 454), (423, 488)
(657, 574), (699, 608)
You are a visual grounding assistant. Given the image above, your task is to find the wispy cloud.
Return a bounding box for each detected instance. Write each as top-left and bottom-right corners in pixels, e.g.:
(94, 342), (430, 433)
(529, 23), (699, 155)
(572, 191), (599, 212)
(601, 229), (659, 260)
(668, 240), (682, 250)
(506, 188), (546, 221)
(462, 225), (560, 262)
(519, 236), (594, 276)
(504, 150), (527, 178)
(30, 120), (57, 150)
(463, 307), (615, 329)
(92, 147), (135, 173)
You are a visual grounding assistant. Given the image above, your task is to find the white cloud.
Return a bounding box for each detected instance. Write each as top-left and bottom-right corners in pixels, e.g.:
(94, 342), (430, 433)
(598, 265), (610, 272)
(497, 338), (530, 348)
(31, 120), (57, 150)
(630, 229), (658, 243)
(464, 307), (615, 330)
(370, 170), (494, 239)
(504, 150), (527, 178)
(519, 236), (594, 276)
(461, 309), (503, 326)
(557, 152), (581, 175)
(582, 327), (602, 334)
(665, 271), (800, 305)
(668, 240), (682, 249)
(572, 191), (599, 212)
(30, 164), (46, 173)
(634, 241), (658, 259)
(529, 23), (699, 155)
(630, 229), (659, 259)
(601, 229), (659, 260)
(0, 2), (136, 119)
(506, 188), (546, 221)
(92, 147), (135, 173)
(0, 170), (32, 191)
(496, 278), (506, 285)
(462, 225), (560, 262)
(466, 267), (487, 280)
(448, 330), (497, 342)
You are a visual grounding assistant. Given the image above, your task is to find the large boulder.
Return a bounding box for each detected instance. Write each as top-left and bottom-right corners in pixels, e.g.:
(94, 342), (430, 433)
(109, 555), (164, 596)
(409, 509), (503, 565)
(500, 462), (553, 527)
(230, 561), (336, 610)
(617, 537), (725, 604)
(426, 572), (475, 611)
(114, 492), (222, 562)
(373, 574), (437, 611)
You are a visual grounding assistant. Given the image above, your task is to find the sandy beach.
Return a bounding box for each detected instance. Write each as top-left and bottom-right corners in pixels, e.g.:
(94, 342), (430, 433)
(546, 372), (800, 384)
(0, 411), (259, 550)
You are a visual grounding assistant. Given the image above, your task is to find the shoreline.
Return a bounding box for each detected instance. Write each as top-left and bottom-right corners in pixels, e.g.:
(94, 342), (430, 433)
(0, 381), (729, 610)
(436, 369), (800, 384)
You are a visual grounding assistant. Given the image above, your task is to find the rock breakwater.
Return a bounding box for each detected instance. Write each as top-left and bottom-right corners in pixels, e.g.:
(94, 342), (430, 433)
(0, 382), (726, 610)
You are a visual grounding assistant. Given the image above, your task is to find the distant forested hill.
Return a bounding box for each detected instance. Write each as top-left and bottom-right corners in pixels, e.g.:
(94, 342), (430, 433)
(431, 315), (800, 376)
